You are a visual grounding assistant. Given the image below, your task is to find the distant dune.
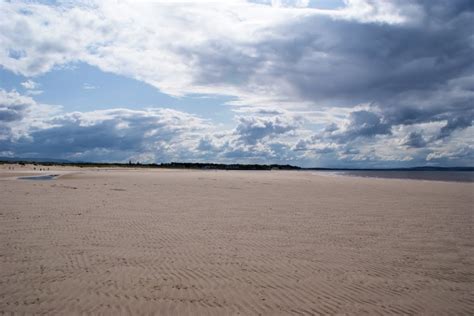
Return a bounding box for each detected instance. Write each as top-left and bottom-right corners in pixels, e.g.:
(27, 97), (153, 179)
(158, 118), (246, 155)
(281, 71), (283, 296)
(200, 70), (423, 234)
(0, 165), (473, 315)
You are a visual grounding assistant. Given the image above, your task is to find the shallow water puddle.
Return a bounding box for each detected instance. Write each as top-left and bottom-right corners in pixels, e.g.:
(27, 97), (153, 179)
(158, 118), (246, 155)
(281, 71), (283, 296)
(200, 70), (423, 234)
(18, 175), (59, 181)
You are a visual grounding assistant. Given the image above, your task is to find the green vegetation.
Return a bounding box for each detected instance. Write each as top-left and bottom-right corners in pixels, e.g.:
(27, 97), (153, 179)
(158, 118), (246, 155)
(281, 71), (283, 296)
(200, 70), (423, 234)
(0, 159), (301, 171)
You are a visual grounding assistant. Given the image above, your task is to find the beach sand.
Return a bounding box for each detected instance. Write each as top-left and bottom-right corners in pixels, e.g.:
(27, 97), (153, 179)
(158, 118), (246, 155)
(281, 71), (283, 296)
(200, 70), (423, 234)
(0, 166), (473, 315)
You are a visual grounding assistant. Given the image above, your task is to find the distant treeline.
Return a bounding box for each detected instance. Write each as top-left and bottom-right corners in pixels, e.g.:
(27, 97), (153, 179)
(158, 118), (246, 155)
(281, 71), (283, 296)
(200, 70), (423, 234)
(0, 159), (301, 170)
(160, 162), (300, 170)
(305, 166), (474, 172)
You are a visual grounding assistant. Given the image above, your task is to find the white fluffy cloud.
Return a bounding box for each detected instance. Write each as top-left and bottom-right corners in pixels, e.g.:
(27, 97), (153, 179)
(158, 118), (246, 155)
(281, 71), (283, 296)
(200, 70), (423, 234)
(20, 79), (38, 90)
(0, 89), (59, 141)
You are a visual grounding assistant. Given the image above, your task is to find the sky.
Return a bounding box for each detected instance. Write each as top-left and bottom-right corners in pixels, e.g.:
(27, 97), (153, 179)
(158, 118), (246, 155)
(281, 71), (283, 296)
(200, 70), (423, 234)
(0, 0), (473, 167)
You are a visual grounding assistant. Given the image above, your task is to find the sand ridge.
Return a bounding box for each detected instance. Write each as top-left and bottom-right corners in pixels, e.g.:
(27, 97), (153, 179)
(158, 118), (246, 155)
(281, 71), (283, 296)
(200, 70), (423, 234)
(0, 167), (473, 315)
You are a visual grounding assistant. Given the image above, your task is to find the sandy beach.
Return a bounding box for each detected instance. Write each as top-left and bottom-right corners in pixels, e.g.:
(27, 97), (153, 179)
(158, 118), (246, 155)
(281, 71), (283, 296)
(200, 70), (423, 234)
(0, 165), (473, 315)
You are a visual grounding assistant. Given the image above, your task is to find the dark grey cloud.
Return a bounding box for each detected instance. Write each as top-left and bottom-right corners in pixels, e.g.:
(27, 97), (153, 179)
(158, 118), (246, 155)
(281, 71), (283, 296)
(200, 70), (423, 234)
(337, 110), (391, 142)
(18, 120), (144, 155)
(234, 115), (300, 145)
(403, 131), (427, 148)
(438, 114), (473, 139)
(220, 140), (296, 164)
(188, 0), (473, 144)
(299, 110), (392, 148)
(196, 136), (218, 152)
(0, 106), (26, 122)
(0, 94), (30, 123)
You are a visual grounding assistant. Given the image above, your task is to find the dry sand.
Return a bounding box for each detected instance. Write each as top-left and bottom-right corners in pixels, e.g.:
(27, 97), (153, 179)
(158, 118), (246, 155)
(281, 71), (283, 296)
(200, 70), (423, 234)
(0, 165), (473, 315)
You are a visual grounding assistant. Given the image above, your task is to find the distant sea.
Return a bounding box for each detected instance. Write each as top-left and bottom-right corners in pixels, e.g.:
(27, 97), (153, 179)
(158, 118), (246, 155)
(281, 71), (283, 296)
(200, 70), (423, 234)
(331, 170), (474, 183)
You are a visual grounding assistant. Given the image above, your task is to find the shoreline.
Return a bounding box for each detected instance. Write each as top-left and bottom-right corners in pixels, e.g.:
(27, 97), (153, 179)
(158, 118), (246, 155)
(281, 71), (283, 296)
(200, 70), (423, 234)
(2, 164), (473, 183)
(316, 170), (474, 183)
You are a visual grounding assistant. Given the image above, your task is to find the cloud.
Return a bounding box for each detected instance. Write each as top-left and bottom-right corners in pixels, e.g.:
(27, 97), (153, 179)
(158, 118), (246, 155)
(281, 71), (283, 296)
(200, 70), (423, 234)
(0, 90), (31, 123)
(234, 114), (301, 145)
(402, 131), (427, 148)
(21, 79), (38, 90)
(192, 109), (305, 163)
(427, 144), (474, 165)
(82, 83), (97, 90)
(334, 110), (391, 142)
(269, 0), (310, 8)
(20, 79), (43, 95)
(438, 114), (473, 140)
(0, 89), (61, 151)
(337, 0), (423, 24)
(196, 136), (219, 152)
